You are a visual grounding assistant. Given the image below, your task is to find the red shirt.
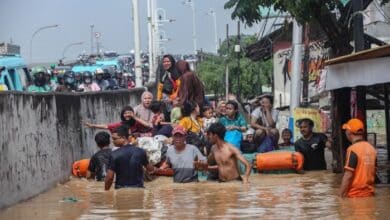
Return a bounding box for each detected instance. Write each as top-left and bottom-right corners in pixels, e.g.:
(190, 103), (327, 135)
(107, 121), (150, 135)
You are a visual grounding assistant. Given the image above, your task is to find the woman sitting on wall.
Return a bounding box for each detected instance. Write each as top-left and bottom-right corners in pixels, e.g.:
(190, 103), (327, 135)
(84, 106), (152, 137)
(156, 54), (181, 104)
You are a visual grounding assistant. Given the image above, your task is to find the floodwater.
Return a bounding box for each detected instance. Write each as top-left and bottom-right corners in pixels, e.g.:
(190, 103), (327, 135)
(1, 171), (389, 219)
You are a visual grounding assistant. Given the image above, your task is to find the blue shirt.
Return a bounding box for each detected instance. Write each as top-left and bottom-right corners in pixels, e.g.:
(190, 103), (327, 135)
(108, 145), (148, 188)
(219, 114), (247, 128)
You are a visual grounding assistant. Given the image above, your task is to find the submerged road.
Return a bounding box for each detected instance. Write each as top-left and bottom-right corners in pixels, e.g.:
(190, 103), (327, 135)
(1, 171), (389, 219)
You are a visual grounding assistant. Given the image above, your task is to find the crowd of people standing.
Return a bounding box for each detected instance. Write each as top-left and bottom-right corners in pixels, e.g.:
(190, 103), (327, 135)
(27, 64), (135, 93)
(80, 54), (376, 199)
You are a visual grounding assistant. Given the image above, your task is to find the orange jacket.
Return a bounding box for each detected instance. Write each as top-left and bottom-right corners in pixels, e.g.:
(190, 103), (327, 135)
(157, 79), (181, 101)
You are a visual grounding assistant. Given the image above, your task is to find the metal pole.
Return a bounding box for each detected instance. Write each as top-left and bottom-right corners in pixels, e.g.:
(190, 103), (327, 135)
(225, 24), (229, 100)
(147, 0), (155, 83)
(290, 19), (303, 112)
(132, 0), (143, 87)
(384, 83), (390, 161)
(208, 9), (218, 54)
(213, 11), (218, 53)
(302, 23), (310, 107)
(353, 0), (365, 52)
(96, 38), (100, 56)
(29, 24), (59, 64)
(191, 0), (197, 55)
(62, 42), (83, 60)
(267, 37), (274, 95)
(90, 24), (94, 54)
(236, 21), (241, 101)
(153, 1), (160, 60)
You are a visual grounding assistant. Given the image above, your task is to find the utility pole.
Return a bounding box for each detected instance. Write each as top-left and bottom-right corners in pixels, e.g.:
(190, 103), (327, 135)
(225, 24), (229, 100)
(352, 0), (366, 120)
(290, 19), (303, 112)
(353, 0), (367, 133)
(132, 0), (143, 87)
(353, 0), (365, 52)
(235, 21), (241, 101)
(302, 23), (310, 107)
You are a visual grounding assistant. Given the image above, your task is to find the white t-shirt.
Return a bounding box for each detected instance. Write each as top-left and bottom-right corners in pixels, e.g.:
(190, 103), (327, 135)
(251, 107), (279, 128)
(203, 117), (217, 130)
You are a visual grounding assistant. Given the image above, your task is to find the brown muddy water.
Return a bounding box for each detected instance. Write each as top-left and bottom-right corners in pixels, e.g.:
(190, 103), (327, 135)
(1, 171), (389, 219)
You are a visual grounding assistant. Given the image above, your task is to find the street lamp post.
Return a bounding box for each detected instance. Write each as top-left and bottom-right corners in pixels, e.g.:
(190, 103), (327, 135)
(183, 0), (197, 56)
(147, 0), (155, 83)
(207, 8), (218, 54)
(132, 0), (143, 87)
(29, 24), (59, 64)
(62, 42), (84, 60)
(90, 24), (94, 55)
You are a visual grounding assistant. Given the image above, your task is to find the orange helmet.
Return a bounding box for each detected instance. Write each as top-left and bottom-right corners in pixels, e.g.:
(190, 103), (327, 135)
(342, 118), (364, 134)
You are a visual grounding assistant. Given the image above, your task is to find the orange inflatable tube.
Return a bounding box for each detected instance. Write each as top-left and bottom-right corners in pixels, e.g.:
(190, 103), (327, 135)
(153, 168), (174, 176)
(72, 159), (90, 177)
(255, 151), (304, 171)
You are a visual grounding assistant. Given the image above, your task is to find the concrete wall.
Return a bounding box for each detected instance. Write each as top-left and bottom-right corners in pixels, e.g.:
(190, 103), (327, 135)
(0, 88), (150, 208)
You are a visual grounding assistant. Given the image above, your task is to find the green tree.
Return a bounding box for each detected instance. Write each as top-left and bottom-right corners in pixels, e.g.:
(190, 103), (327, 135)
(224, 0), (389, 56)
(197, 35), (272, 100)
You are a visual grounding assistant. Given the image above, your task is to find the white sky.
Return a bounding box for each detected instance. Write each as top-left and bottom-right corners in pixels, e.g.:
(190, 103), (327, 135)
(0, 0), (262, 64)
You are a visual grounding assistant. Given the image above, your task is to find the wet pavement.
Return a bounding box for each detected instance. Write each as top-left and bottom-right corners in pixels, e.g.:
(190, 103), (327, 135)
(1, 171), (389, 219)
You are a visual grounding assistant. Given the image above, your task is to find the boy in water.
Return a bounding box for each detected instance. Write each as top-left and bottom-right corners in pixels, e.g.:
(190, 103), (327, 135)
(206, 122), (251, 184)
(87, 131), (112, 181)
(279, 128), (294, 148)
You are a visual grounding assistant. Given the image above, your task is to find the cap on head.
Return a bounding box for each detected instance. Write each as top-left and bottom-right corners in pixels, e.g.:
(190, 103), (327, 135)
(172, 125), (187, 136)
(342, 118), (364, 135)
(246, 128), (255, 136)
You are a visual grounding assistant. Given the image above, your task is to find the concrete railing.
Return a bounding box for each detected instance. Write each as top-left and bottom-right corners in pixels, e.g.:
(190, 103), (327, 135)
(0, 87), (153, 208)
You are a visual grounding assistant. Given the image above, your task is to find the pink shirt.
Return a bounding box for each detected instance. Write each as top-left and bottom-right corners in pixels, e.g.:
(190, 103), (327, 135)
(78, 83), (101, 92)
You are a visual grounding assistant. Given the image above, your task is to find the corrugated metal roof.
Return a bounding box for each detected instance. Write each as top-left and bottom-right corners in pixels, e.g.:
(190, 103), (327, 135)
(325, 44), (390, 66)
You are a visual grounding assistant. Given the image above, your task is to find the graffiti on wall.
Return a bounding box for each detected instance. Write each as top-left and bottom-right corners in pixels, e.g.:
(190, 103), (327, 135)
(273, 42), (330, 108)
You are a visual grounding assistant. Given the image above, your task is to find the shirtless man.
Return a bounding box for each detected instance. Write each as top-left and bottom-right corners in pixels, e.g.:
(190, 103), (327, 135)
(206, 122), (251, 184)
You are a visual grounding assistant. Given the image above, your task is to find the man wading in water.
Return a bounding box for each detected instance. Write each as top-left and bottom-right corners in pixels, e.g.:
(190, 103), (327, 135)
(339, 118), (377, 198)
(105, 125), (154, 190)
(206, 122), (251, 184)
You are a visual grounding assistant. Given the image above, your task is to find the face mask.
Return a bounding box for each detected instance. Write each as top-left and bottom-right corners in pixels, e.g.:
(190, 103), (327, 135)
(65, 77), (74, 85)
(34, 73), (46, 86)
(84, 78), (92, 84)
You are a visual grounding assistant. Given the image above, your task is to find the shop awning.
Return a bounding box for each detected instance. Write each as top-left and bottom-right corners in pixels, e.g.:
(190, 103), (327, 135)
(325, 44), (390, 90)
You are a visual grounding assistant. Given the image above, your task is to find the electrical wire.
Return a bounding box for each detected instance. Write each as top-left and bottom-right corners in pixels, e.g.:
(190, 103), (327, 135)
(258, 8), (271, 40)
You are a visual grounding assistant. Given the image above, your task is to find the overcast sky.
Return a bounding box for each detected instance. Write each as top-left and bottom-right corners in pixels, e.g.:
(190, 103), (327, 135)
(0, 0), (262, 64)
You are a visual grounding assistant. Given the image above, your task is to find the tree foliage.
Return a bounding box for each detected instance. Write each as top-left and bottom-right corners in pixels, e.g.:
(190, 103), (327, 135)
(224, 0), (389, 56)
(197, 35), (272, 100)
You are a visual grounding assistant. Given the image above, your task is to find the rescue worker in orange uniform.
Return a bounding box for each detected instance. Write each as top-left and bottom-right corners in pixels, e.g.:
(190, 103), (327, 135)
(339, 118), (377, 198)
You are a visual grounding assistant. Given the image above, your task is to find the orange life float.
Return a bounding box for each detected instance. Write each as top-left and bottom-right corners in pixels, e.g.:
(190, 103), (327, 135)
(153, 168), (174, 176)
(255, 151), (304, 171)
(72, 159), (90, 177)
